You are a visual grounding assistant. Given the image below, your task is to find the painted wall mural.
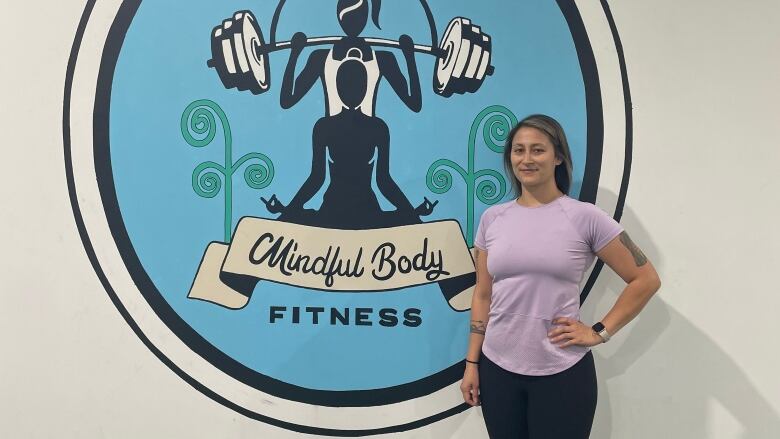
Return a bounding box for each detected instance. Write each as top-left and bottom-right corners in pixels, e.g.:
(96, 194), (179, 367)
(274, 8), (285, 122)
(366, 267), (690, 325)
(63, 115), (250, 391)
(64, 0), (631, 435)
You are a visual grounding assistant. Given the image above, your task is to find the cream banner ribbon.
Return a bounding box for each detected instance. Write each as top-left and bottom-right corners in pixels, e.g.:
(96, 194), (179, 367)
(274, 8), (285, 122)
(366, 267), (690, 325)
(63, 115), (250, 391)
(188, 217), (476, 311)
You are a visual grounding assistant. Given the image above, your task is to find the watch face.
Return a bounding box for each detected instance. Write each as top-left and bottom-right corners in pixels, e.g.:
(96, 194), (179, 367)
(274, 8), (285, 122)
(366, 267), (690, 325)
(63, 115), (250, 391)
(592, 322), (605, 332)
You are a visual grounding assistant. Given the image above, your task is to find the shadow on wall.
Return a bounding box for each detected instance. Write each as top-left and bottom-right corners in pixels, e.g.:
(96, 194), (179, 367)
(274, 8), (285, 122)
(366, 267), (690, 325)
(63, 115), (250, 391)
(582, 188), (780, 439)
(313, 188), (780, 439)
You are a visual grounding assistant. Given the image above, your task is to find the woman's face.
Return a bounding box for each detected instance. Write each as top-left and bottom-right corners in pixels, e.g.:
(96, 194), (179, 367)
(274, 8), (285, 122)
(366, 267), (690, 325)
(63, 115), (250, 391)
(509, 127), (562, 192)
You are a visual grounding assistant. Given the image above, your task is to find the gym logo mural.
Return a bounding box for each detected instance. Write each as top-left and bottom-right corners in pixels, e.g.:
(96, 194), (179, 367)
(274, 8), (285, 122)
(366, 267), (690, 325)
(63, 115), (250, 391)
(64, 0), (631, 435)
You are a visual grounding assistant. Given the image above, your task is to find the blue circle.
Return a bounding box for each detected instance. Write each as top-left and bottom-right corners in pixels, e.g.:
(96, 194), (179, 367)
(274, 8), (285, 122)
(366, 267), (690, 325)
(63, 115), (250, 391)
(108, 0), (589, 395)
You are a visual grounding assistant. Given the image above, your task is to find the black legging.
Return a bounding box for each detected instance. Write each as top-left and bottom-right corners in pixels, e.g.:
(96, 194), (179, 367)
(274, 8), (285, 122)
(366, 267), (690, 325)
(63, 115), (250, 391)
(478, 351), (597, 439)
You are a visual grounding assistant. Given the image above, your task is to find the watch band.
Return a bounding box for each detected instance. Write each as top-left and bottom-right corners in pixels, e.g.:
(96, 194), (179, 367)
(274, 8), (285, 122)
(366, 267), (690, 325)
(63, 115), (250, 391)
(592, 322), (611, 343)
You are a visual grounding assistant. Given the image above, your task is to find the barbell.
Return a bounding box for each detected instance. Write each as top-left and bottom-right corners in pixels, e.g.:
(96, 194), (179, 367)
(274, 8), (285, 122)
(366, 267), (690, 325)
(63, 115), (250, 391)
(207, 10), (494, 97)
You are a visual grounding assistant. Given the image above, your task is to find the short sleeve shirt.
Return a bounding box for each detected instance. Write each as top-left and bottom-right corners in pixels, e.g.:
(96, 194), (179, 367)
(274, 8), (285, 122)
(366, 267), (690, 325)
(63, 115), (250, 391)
(474, 195), (623, 375)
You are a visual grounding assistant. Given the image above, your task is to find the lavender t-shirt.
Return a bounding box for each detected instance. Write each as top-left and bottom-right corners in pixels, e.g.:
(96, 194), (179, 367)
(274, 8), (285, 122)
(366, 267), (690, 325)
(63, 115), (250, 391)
(474, 195), (623, 375)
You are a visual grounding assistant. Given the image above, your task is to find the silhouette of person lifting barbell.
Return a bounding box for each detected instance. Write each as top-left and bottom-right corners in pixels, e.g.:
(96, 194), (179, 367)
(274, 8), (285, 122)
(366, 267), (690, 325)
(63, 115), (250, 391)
(209, 0), (488, 231)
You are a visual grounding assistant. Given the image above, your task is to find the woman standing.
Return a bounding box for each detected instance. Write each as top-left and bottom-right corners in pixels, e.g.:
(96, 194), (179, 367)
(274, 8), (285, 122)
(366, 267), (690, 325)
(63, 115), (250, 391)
(460, 114), (661, 438)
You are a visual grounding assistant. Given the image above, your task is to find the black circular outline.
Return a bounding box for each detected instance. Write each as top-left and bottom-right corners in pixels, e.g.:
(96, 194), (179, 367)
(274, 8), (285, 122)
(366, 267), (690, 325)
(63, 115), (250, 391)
(63, 0), (632, 435)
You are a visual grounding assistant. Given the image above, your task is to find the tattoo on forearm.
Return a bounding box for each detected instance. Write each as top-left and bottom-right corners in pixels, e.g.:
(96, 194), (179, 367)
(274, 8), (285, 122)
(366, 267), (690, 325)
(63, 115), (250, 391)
(470, 320), (487, 335)
(619, 231), (647, 267)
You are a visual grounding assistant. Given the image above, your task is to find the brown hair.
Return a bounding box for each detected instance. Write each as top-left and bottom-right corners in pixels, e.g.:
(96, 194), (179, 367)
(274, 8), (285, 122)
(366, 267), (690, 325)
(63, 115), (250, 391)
(503, 114), (574, 196)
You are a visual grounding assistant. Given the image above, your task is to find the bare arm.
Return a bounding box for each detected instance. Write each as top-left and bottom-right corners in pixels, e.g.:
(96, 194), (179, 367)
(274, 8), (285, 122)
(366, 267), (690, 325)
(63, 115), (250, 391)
(466, 248), (492, 359)
(460, 248), (491, 406)
(549, 231), (662, 347)
(280, 39), (327, 109)
(595, 231), (661, 336)
(376, 41), (422, 113)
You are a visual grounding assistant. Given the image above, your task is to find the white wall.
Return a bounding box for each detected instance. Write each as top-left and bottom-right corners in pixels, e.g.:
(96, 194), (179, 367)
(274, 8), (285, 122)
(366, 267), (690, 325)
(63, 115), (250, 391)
(1, 0), (778, 437)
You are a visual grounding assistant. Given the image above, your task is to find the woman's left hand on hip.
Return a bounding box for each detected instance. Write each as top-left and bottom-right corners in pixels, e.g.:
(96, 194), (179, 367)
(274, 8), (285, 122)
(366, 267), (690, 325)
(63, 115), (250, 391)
(548, 317), (603, 348)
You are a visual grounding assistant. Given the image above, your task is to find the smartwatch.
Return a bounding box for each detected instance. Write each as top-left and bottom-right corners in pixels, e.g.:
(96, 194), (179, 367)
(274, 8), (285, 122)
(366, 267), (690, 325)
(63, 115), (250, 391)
(592, 322), (611, 343)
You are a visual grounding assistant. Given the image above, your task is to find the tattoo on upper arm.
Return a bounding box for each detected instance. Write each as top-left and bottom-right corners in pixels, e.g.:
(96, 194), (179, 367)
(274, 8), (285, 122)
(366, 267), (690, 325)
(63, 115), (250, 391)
(619, 231), (648, 267)
(470, 320), (487, 335)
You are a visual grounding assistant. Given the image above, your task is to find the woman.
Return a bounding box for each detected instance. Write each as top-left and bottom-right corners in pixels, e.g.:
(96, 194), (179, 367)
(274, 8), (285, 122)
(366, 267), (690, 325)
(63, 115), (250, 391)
(460, 114), (661, 438)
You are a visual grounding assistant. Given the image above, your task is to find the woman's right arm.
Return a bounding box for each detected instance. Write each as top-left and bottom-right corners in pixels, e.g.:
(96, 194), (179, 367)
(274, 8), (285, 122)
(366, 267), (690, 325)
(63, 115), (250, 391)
(460, 248), (492, 406)
(280, 33), (326, 109)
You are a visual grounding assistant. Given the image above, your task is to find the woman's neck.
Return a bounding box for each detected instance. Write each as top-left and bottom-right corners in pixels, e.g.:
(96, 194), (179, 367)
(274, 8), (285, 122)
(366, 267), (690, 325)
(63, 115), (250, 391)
(517, 184), (564, 207)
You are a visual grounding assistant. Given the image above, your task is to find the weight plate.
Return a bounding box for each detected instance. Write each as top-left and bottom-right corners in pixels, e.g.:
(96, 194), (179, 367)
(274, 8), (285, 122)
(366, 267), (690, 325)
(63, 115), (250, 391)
(238, 11), (270, 94)
(220, 20), (238, 75)
(451, 33), (472, 80)
(234, 32), (251, 74)
(464, 34), (482, 79)
(435, 17), (467, 96)
(226, 16), (255, 92)
(476, 34), (491, 82)
(210, 24), (238, 90)
(464, 24), (487, 93)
